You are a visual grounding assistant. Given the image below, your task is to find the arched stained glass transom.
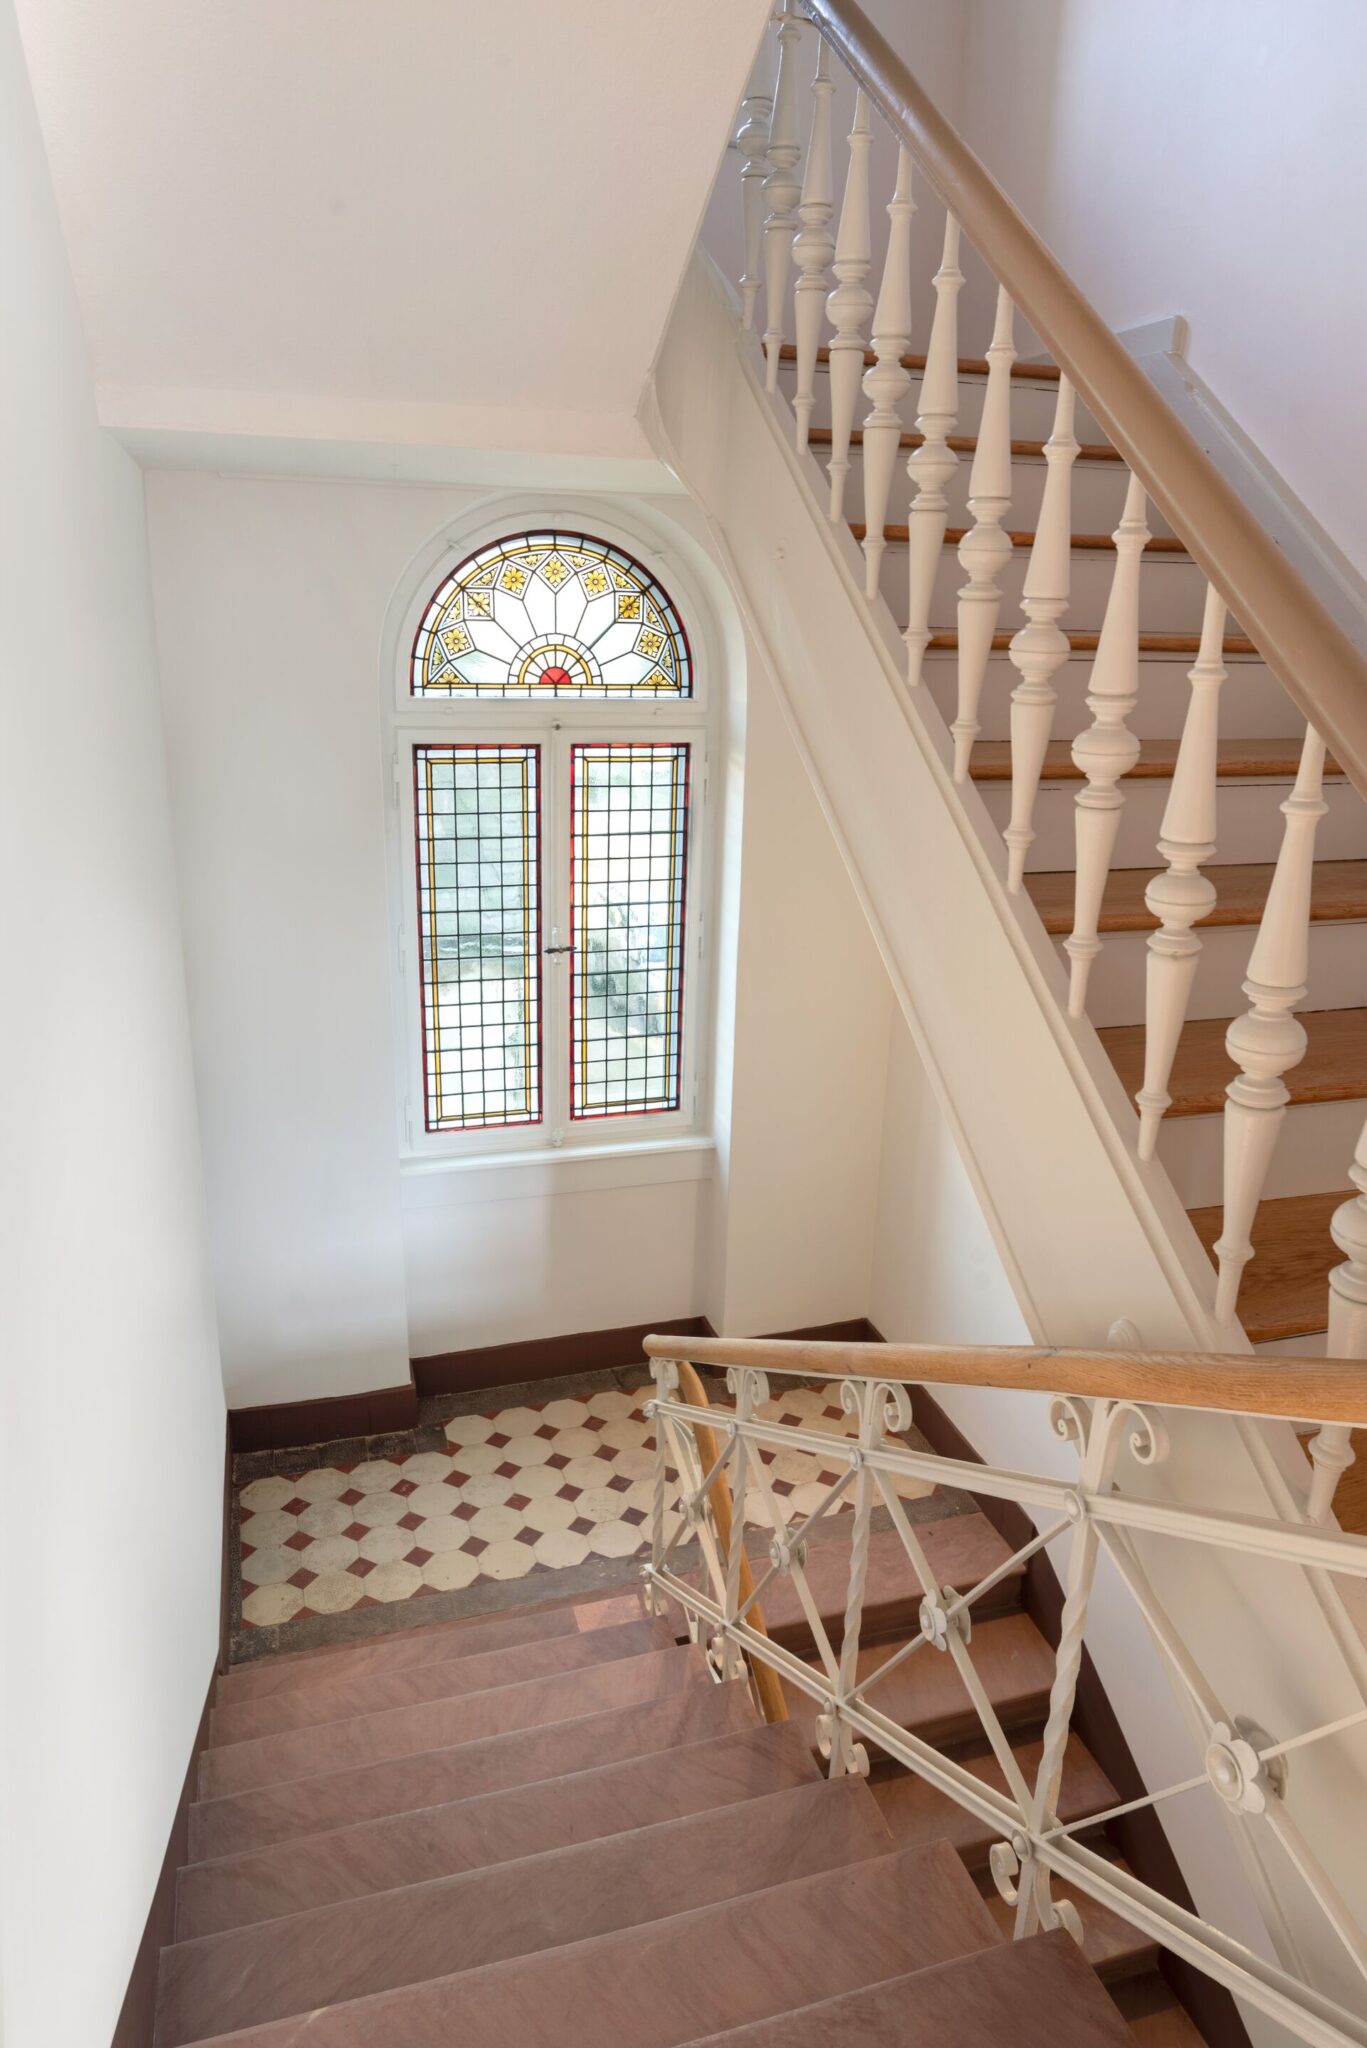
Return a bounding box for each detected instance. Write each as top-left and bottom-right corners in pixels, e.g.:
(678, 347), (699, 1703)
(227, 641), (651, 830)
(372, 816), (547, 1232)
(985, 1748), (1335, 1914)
(411, 530), (693, 699)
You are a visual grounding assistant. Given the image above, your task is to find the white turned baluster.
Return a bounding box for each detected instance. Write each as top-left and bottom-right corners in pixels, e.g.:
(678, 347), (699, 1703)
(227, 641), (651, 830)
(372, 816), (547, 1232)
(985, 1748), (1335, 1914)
(1005, 376), (1079, 891)
(824, 91), (872, 522)
(905, 214), (963, 685)
(1214, 726), (1328, 1321)
(1064, 473), (1149, 1016)
(761, 3), (804, 394)
(791, 40), (835, 451)
(736, 55), (774, 331)
(1312, 1129), (1367, 1517)
(951, 287), (1015, 781)
(860, 143), (915, 600)
(1136, 586), (1227, 1159)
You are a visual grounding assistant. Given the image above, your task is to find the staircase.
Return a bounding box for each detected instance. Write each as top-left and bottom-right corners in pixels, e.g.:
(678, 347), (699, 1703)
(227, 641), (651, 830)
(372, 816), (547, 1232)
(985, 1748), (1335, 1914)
(151, 1542), (1194, 2045)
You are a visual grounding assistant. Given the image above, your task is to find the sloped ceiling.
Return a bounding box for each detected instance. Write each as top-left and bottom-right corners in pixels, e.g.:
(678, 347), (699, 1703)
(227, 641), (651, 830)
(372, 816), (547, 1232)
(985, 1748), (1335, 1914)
(14, 0), (769, 460)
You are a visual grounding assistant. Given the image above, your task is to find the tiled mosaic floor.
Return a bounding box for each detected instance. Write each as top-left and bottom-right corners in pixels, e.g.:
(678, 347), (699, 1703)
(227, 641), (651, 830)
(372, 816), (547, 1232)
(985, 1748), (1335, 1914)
(235, 1378), (931, 1633)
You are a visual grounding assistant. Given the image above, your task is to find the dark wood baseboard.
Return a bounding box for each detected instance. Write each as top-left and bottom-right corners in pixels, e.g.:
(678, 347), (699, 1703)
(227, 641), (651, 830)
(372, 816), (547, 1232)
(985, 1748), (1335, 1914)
(228, 1379), (420, 1453)
(905, 1375), (1249, 2048)
(111, 1665), (216, 2048)
(412, 1315), (716, 1398)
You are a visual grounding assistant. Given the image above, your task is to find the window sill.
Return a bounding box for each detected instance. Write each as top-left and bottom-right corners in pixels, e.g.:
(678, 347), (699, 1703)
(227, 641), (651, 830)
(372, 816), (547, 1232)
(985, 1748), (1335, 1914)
(399, 1134), (716, 1209)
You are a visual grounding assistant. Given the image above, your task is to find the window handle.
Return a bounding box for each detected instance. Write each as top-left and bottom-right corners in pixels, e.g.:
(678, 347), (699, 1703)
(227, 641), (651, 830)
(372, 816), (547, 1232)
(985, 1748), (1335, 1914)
(545, 944), (573, 955)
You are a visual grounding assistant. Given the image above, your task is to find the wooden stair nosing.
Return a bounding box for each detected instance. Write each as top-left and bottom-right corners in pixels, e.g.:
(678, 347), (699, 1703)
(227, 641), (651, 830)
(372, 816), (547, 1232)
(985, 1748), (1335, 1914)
(198, 1643), (710, 1802)
(188, 1674), (758, 1863)
(807, 425), (1122, 463)
(780, 340), (1061, 380)
(157, 1777), (893, 2046)
(1100, 1008), (1367, 1118)
(970, 738), (1343, 785)
(183, 1842), (999, 2048)
(851, 522), (1189, 555)
(209, 1613), (677, 1748)
(927, 629), (1257, 656)
(1189, 1189), (1347, 1344)
(671, 1928), (1135, 2047)
(1025, 860), (1367, 936)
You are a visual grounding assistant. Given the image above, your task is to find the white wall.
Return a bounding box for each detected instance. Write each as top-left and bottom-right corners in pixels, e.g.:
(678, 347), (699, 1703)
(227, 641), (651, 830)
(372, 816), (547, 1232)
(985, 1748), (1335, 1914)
(0, 8), (226, 2043)
(957, 0), (1367, 575)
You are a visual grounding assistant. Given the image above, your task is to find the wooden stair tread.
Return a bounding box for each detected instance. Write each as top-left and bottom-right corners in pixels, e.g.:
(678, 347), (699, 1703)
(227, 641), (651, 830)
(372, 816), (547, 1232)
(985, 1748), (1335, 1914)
(216, 1593), (636, 1706)
(852, 523), (1187, 554)
(754, 1514), (1024, 1652)
(210, 1613), (674, 1748)
(871, 1732), (1116, 1867)
(1025, 860), (1367, 935)
(198, 1644), (708, 1802)
(807, 426), (1121, 462)
(781, 1612), (1056, 1753)
(970, 738), (1342, 784)
(983, 1867), (1158, 1984)
(1189, 1190), (1347, 1342)
(158, 1777), (891, 2045)
(1100, 1008), (1367, 1116)
(177, 1721), (819, 1941)
(674, 1928), (1134, 2047)
(927, 630), (1257, 655)
(1115, 1975), (1210, 2045)
(781, 340), (1060, 380)
(189, 1676), (757, 1861)
(194, 1843), (997, 2048)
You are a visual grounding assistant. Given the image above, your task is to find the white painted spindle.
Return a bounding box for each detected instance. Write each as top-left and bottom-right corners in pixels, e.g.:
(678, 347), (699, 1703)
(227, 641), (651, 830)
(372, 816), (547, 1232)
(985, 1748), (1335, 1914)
(1064, 473), (1149, 1016)
(1311, 1137), (1367, 1517)
(736, 57), (775, 331)
(860, 143), (915, 600)
(1213, 725), (1328, 1322)
(761, 3), (804, 394)
(1004, 377), (1079, 890)
(791, 40), (835, 451)
(823, 90), (872, 522)
(905, 215), (963, 685)
(951, 287), (1015, 781)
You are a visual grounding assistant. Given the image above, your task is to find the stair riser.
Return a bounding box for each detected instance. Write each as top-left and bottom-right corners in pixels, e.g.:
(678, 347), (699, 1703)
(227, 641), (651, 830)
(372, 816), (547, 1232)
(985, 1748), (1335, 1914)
(779, 365), (1108, 444)
(1059, 918), (1367, 1028)
(1149, 1095), (1364, 1209)
(979, 775), (1367, 872)
(924, 654), (1299, 742)
(900, 550), (1212, 637)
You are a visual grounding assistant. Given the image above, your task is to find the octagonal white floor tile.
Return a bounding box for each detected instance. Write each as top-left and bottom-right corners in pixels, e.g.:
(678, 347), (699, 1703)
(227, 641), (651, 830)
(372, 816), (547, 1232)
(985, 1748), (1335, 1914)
(549, 1426), (602, 1460)
(477, 1538), (536, 1581)
(301, 1534), (360, 1574)
(586, 1390), (638, 1421)
(469, 1503), (523, 1544)
(495, 1406), (543, 1438)
(405, 1481), (466, 1520)
(513, 1464), (565, 1500)
(242, 1582), (305, 1626)
(571, 1484), (634, 1524)
(358, 1525), (410, 1565)
(306, 1570), (365, 1614)
(417, 1515), (470, 1554)
(423, 1549), (480, 1592)
(587, 1518), (645, 1559)
(444, 1412), (497, 1446)
(560, 1456), (615, 1491)
(239, 1508), (299, 1551)
(401, 1451), (456, 1484)
(608, 1447), (656, 1483)
(596, 1419), (650, 1453)
(298, 1498), (353, 1540)
(458, 1472), (518, 1510)
(239, 1476), (299, 1513)
(292, 1467), (352, 1504)
(363, 1559), (424, 1603)
(502, 1434), (554, 1469)
(240, 1544), (300, 1588)
(520, 1493), (579, 1535)
(350, 1459), (402, 1495)
(533, 1529), (591, 1569)
(539, 1398), (590, 1428)
(447, 1442), (504, 1476)
(353, 1490), (406, 1529)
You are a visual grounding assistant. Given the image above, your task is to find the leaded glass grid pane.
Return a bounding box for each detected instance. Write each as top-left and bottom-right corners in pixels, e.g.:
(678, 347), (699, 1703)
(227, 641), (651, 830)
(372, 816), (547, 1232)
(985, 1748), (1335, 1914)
(570, 741), (690, 1121)
(412, 531), (692, 699)
(414, 743), (542, 1131)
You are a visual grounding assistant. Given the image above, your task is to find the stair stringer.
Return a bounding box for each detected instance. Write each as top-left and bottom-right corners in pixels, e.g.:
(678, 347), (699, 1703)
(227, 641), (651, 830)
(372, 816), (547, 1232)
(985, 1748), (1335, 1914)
(642, 250), (1367, 2037)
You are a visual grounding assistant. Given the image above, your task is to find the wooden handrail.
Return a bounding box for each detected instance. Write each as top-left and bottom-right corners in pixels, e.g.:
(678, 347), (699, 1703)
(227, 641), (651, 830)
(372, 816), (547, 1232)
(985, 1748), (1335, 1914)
(649, 1336), (1367, 1427)
(674, 1362), (788, 1724)
(802, 0), (1367, 802)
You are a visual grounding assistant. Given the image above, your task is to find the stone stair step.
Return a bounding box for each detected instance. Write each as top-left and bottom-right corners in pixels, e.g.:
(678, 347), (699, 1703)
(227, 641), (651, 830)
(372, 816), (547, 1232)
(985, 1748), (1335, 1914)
(871, 1732), (1117, 1868)
(176, 1721), (817, 1940)
(756, 1513), (1025, 1655)
(158, 1777), (891, 2045)
(189, 1673), (755, 1861)
(982, 1866), (1160, 1985)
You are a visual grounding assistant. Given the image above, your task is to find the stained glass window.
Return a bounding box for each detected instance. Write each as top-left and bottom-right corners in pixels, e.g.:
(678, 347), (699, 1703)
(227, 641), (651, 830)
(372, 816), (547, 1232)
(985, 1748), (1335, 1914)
(413, 743), (542, 1131)
(570, 742), (690, 1120)
(412, 531), (692, 699)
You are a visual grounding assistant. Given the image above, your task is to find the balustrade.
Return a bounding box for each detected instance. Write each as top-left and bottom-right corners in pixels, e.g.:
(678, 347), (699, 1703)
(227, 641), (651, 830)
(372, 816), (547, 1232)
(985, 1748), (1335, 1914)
(859, 142), (915, 599)
(791, 39), (835, 451)
(903, 213), (962, 684)
(823, 90), (872, 521)
(761, 2), (805, 392)
(951, 287), (1016, 779)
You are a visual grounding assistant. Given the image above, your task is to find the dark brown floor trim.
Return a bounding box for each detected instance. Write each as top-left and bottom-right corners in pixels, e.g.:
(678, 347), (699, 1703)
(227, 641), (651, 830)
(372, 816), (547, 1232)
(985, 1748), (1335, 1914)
(906, 1376), (1249, 2048)
(228, 1378), (420, 1453)
(412, 1315), (716, 1398)
(110, 1666), (216, 2048)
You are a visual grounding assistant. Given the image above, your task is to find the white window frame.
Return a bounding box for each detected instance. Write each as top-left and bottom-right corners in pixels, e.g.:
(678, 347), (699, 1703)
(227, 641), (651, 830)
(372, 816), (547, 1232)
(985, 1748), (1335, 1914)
(387, 507), (711, 1165)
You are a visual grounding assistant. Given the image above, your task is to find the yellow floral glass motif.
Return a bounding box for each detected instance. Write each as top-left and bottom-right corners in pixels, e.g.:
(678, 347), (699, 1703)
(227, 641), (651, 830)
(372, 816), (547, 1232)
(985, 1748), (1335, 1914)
(412, 530), (692, 698)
